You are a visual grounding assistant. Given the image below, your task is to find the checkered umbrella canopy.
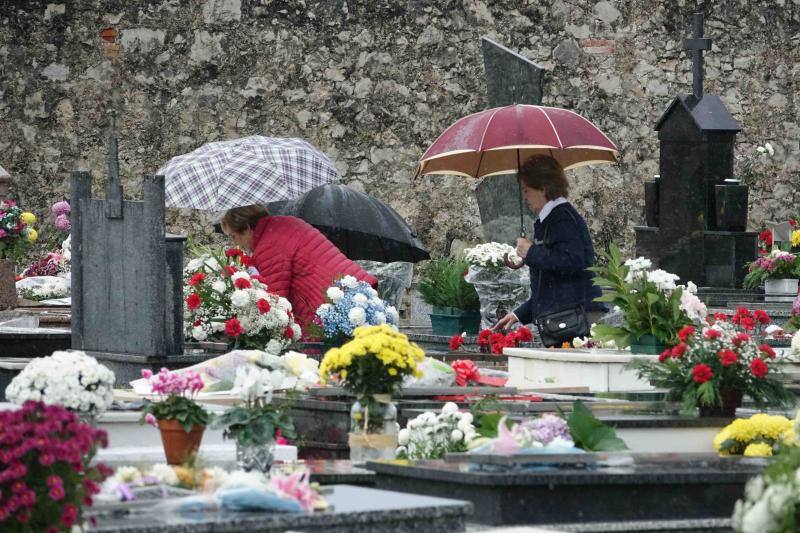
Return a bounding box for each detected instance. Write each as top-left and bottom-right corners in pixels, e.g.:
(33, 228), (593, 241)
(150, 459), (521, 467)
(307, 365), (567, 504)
(158, 136), (339, 210)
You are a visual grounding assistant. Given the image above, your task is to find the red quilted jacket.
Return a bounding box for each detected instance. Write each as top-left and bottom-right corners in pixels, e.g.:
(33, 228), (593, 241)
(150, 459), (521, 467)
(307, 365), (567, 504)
(251, 216), (378, 328)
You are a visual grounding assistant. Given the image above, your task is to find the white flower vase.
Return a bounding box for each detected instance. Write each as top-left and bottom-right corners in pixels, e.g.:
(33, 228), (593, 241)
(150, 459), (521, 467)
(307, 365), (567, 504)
(764, 278), (799, 302)
(348, 395), (398, 463)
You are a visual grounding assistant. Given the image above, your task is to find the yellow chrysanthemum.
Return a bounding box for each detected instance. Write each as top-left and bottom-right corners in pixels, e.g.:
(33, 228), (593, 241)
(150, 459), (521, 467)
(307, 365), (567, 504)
(26, 228), (38, 243)
(20, 212), (36, 225)
(743, 443), (772, 457)
(792, 229), (800, 248)
(340, 369), (347, 379)
(713, 427), (733, 452)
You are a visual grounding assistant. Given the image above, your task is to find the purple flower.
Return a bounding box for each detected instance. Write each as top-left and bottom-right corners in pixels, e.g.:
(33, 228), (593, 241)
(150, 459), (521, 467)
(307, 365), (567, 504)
(51, 201), (70, 217)
(793, 293), (800, 316)
(0, 229), (6, 239)
(54, 214), (71, 231)
(144, 413), (157, 427)
(522, 414), (571, 445)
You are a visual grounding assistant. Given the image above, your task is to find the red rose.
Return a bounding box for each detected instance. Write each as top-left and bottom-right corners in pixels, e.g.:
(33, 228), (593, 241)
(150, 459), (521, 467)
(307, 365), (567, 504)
(188, 272), (206, 286)
(753, 310), (771, 325)
(240, 255), (255, 267)
(257, 298), (271, 314)
(750, 358), (768, 378)
(718, 349), (738, 366)
(477, 329), (492, 347)
(759, 344), (776, 359)
(758, 230), (773, 247)
(234, 277), (252, 289)
(225, 318), (244, 337)
(713, 312), (728, 322)
(678, 325), (695, 342)
(449, 335), (465, 351)
(704, 329), (722, 340)
(739, 317), (756, 331)
(225, 248), (243, 258)
(185, 293), (202, 310)
(732, 333), (751, 346)
(284, 325), (295, 340)
(671, 342), (688, 358)
(514, 326), (533, 343)
(658, 348), (671, 363)
(692, 363), (713, 383)
(225, 265), (238, 276)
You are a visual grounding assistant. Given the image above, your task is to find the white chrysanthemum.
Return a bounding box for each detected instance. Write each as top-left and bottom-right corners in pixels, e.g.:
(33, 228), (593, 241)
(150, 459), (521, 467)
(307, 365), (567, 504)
(230, 289), (250, 307)
(212, 280), (226, 294)
(341, 275), (358, 289)
(348, 307), (366, 326)
(398, 428), (410, 445)
(146, 464), (180, 486)
(291, 323), (302, 340)
(441, 402), (458, 414)
(326, 287), (344, 302)
(450, 429), (464, 442)
(191, 326), (208, 341)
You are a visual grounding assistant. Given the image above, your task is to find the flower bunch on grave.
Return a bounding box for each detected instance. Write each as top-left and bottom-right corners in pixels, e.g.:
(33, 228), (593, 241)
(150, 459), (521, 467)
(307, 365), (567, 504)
(0, 199), (38, 261)
(449, 326), (533, 354)
(139, 368), (208, 432)
(628, 310), (793, 413)
(5, 351), (115, 416)
(16, 274), (69, 301)
(714, 413), (795, 457)
(212, 365), (296, 448)
(743, 249), (800, 289)
(183, 246), (301, 354)
(736, 142), (775, 186)
(464, 244), (530, 330)
(314, 275), (399, 342)
(50, 200), (71, 232)
(395, 402), (478, 460)
(470, 414), (576, 454)
(590, 245), (704, 347)
(463, 242), (521, 270)
(0, 401), (111, 531)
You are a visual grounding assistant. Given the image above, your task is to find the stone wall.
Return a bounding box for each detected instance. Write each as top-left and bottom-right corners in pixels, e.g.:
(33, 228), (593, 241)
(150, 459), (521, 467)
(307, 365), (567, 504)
(1, 0), (798, 258)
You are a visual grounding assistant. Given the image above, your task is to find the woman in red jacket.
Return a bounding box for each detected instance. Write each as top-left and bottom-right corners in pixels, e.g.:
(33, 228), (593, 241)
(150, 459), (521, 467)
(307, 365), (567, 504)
(219, 204), (378, 328)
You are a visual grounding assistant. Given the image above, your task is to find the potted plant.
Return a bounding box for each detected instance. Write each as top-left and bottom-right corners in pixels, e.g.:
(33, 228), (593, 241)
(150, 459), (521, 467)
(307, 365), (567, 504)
(589, 245), (702, 353)
(314, 275), (399, 350)
(0, 401), (111, 531)
(743, 249), (800, 302)
(319, 324), (425, 462)
(0, 199), (38, 310)
(628, 309), (792, 416)
(212, 365), (296, 473)
(140, 368), (209, 465)
(418, 257), (481, 335)
(183, 246), (302, 354)
(463, 242), (530, 328)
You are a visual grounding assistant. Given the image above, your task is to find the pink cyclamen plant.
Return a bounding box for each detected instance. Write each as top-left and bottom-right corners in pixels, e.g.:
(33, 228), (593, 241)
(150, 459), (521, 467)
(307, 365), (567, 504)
(139, 368), (208, 432)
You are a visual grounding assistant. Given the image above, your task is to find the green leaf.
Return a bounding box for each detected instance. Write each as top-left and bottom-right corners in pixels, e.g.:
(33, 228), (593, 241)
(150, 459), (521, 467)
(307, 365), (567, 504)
(566, 401), (628, 452)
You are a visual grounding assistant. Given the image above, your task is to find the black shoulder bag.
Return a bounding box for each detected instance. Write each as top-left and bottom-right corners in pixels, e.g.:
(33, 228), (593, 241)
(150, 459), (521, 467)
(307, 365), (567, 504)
(533, 209), (590, 348)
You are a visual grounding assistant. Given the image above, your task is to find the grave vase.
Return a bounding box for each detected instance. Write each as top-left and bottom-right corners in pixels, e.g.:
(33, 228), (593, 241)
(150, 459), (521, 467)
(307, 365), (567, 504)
(236, 438), (276, 473)
(429, 306), (482, 336)
(698, 389), (742, 418)
(157, 419), (205, 465)
(628, 334), (667, 355)
(764, 278), (799, 303)
(348, 394), (398, 463)
(0, 259), (17, 310)
(715, 184), (749, 232)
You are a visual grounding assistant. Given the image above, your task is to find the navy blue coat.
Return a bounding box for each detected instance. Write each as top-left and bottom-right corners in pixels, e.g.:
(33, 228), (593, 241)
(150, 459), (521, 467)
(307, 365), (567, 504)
(513, 202), (605, 325)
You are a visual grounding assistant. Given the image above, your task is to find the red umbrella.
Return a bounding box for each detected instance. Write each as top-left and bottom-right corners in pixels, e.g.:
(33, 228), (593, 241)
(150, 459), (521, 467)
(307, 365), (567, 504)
(417, 104), (618, 178)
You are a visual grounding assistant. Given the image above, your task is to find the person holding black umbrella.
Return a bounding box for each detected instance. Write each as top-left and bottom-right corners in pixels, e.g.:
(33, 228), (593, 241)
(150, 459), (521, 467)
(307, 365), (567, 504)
(219, 204), (378, 331)
(493, 156), (607, 345)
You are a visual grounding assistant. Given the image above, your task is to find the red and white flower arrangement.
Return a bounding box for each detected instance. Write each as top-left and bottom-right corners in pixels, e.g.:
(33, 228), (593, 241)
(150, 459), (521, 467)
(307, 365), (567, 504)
(183, 247), (301, 354)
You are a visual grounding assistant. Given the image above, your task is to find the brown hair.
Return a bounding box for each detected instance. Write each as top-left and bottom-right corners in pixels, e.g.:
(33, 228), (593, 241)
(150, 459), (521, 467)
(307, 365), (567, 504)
(220, 204), (269, 233)
(517, 155), (569, 200)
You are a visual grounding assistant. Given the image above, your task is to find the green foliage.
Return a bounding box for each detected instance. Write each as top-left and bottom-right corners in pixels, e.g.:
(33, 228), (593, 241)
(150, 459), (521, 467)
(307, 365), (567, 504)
(418, 257), (480, 311)
(558, 401), (628, 451)
(212, 402), (296, 446)
(469, 396), (506, 439)
(141, 395), (210, 433)
(589, 244), (691, 347)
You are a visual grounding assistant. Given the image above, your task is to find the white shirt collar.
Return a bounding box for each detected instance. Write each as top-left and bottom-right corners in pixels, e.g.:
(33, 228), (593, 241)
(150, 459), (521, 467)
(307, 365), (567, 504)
(537, 197), (568, 222)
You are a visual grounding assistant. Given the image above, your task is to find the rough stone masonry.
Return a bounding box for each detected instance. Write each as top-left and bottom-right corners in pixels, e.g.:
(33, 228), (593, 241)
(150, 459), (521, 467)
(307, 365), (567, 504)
(0, 0), (798, 258)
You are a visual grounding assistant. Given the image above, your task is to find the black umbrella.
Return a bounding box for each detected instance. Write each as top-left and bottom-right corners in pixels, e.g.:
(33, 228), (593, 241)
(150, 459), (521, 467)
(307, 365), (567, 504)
(264, 184), (430, 263)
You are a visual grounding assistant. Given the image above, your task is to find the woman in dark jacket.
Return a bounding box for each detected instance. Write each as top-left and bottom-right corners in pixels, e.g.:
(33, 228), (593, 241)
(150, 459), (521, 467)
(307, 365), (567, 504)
(494, 155), (606, 337)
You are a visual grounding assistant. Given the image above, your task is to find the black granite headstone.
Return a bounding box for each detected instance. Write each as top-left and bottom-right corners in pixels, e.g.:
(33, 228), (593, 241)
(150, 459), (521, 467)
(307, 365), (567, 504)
(476, 37), (544, 244)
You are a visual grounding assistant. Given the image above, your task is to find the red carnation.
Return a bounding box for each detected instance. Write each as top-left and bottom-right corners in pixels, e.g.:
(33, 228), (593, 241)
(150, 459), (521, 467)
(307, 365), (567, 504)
(713, 312), (728, 322)
(753, 310), (771, 325)
(193, 319), (202, 327)
(240, 255), (255, 267)
(759, 344), (776, 359)
(678, 325), (695, 342)
(658, 348), (671, 363)
(718, 349), (738, 366)
(693, 364), (713, 383)
(225, 265), (238, 276)
(225, 248), (243, 258)
(477, 329), (492, 347)
(704, 329), (722, 340)
(257, 298), (271, 314)
(284, 325), (295, 340)
(188, 272), (206, 286)
(790, 219), (798, 228)
(739, 317), (756, 331)
(732, 333), (750, 346)
(234, 277), (252, 289)
(185, 293), (202, 310)
(759, 230), (773, 247)
(750, 358), (768, 378)
(671, 342), (687, 358)
(449, 335), (465, 351)
(514, 326), (533, 343)
(225, 318), (244, 337)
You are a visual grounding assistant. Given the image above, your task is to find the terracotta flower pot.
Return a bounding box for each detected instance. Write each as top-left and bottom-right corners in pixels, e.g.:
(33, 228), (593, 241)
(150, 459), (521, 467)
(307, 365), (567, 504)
(157, 419), (205, 465)
(698, 389), (743, 418)
(0, 259), (17, 310)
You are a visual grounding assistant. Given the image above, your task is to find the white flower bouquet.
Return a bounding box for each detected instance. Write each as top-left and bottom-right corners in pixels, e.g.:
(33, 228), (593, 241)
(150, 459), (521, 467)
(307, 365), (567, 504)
(463, 242), (521, 269)
(315, 275), (399, 341)
(463, 242), (530, 328)
(396, 402), (478, 460)
(183, 247), (302, 354)
(5, 350), (115, 415)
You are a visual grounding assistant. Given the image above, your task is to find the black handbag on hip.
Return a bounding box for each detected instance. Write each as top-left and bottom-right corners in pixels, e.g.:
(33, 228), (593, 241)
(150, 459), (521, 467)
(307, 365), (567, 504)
(535, 304), (590, 348)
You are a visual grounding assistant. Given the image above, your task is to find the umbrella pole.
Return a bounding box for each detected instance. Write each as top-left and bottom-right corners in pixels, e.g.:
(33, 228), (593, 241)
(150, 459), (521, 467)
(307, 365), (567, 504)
(517, 149), (525, 238)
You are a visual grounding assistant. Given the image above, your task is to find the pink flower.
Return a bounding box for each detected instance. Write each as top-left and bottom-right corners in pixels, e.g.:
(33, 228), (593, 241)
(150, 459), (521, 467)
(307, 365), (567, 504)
(51, 200), (70, 217)
(0, 229), (6, 238)
(492, 416), (520, 455)
(54, 214), (70, 231)
(270, 470), (315, 511)
(141, 369), (153, 379)
(145, 413), (157, 427)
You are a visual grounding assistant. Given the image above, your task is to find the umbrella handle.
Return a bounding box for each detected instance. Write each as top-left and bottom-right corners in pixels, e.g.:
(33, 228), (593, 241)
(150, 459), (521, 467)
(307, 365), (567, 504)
(503, 252), (525, 270)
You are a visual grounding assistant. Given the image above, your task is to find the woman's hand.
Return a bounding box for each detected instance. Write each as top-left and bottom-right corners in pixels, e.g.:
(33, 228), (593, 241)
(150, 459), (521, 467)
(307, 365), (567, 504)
(516, 237), (532, 259)
(493, 312), (519, 331)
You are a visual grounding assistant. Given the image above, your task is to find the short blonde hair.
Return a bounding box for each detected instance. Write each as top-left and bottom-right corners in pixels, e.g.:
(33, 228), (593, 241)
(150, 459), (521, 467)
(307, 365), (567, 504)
(220, 204), (269, 233)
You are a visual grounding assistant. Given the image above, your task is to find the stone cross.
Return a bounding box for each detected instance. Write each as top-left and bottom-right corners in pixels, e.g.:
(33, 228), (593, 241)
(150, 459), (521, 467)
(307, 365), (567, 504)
(684, 12), (711, 100)
(105, 112), (123, 219)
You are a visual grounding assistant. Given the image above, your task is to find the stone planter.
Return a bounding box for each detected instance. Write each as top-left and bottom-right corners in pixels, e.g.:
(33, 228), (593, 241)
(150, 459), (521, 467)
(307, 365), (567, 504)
(429, 306), (481, 336)
(715, 183), (749, 232)
(157, 419), (205, 465)
(765, 278), (799, 302)
(629, 334), (667, 355)
(0, 259), (17, 310)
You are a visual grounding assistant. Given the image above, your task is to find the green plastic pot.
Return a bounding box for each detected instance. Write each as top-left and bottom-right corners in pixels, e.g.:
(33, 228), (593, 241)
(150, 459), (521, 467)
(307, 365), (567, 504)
(429, 306), (482, 336)
(629, 334), (667, 355)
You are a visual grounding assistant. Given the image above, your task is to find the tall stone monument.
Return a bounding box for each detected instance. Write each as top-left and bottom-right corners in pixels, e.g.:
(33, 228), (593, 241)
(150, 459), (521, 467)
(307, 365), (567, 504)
(476, 37), (545, 244)
(635, 13), (756, 289)
(71, 114), (188, 380)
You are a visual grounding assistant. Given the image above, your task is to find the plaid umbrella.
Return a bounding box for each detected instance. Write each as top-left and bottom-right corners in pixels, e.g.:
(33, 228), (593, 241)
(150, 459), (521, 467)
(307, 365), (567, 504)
(158, 136), (338, 210)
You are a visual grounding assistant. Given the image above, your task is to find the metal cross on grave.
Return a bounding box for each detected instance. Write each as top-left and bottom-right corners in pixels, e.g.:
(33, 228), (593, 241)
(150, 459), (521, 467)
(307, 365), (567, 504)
(684, 12), (712, 100)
